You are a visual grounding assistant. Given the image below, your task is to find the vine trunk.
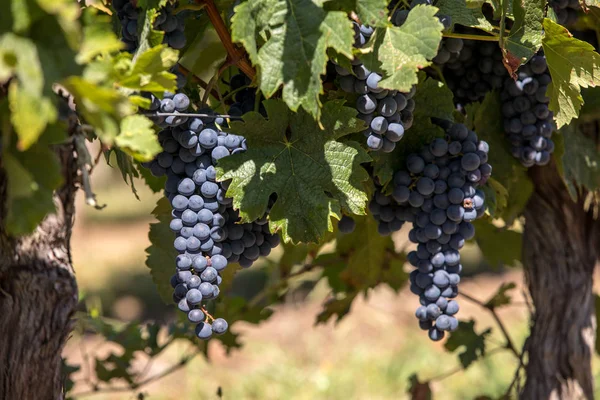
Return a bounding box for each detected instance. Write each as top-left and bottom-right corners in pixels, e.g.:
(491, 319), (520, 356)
(0, 144), (78, 400)
(521, 162), (599, 399)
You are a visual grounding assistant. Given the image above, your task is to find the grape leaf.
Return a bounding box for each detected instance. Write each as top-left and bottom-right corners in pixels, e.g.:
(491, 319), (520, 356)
(485, 282), (516, 309)
(231, 0), (354, 118)
(445, 319), (491, 369)
(146, 197), (177, 304)
(435, 0), (494, 32)
(118, 45), (178, 92)
(217, 100), (371, 244)
(472, 220), (522, 267)
(315, 292), (358, 324)
(3, 141), (63, 235)
(77, 10), (124, 64)
(555, 123), (600, 198)
(115, 115), (161, 161)
(326, 215), (403, 289)
(179, 21), (227, 86)
(542, 18), (600, 128)
(361, 5), (443, 92)
(0, 33), (59, 150)
(327, 0), (389, 27)
(503, 0), (544, 73)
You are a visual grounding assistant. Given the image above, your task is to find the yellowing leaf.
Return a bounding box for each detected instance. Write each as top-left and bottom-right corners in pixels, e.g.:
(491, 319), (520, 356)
(116, 115), (161, 161)
(542, 18), (600, 127)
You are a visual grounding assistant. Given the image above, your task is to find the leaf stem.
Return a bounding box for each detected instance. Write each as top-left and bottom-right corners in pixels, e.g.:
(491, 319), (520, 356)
(196, 0), (256, 79)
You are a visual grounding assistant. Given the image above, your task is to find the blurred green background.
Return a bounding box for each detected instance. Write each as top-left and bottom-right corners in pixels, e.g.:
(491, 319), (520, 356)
(63, 156), (600, 400)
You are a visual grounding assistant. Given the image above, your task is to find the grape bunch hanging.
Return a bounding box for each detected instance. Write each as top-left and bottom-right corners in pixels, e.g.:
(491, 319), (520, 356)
(370, 122), (490, 340)
(114, 1), (280, 339)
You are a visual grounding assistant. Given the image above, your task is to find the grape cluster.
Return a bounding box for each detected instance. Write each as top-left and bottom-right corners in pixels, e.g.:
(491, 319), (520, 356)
(501, 53), (554, 167)
(142, 93), (280, 338)
(334, 22), (415, 152)
(439, 40), (508, 106)
(227, 73), (265, 117)
(550, 0), (580, 25)
(113, 0), (187, 52)
(370, 122), (491, 340)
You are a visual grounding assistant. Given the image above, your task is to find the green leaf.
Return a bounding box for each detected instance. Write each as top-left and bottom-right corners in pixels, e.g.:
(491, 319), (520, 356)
(555, 123), (600, 198)
(504, 0), (544, 71)
(119, 45), (178, 92)
(473, 220), (522, 267)
(361, 5), (443, 92)
(4, 142), (63, 235)
(179, 21), (227, 86)
(107, 148), (140, 200)
(542, 18), (600, 128)
(354, 0), (389, 27)
(435, 0), (494, 31)
(444, 319), (491, 369)
(62, 76), (134, 143)
(315, 292), (358, 324)
(115, 115), (161, 161)
(217, 100), (371, 244)
(134, 8), (166, 59)
(77, 10), (123, 63)
(146, 197), (177, 304)
(8, 81), (57, 150)
(333, 215), (406, 289)
(137, 162), (166, 193)
(485, 282), (516, 309)
(231, 0), (355, 118)
(372, 75), (452, 187)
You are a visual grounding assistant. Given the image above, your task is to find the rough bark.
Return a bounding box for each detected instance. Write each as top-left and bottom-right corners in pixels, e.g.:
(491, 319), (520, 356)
(521, 162), (599, 400)
(0, 144), (79, 400)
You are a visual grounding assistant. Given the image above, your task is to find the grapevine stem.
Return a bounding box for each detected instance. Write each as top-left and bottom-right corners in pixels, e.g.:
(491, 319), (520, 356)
(442, 32), (500, 42)
(196, 0), (256, 79)
(73, 351), (201, 397)
(459, 291), (522, 361)
(201, 306), (216, 322)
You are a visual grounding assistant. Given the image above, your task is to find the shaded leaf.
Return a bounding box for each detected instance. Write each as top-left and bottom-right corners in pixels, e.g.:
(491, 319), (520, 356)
(436, 0), (494, 32)
(445, 319), (491, 369)
(146, 197), (177, 304)
(485, 282), (516, 309)
(473, 220), (522, 267)
(231, 0), (354, 118)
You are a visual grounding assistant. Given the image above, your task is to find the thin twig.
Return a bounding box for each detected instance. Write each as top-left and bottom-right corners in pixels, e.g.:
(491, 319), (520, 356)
(141, 112), (242, 119)
(73, 351), (201, 397)
(459, 291), (522, 361)
(196, 0), (255, 79)
(176, 64), (221, 100)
